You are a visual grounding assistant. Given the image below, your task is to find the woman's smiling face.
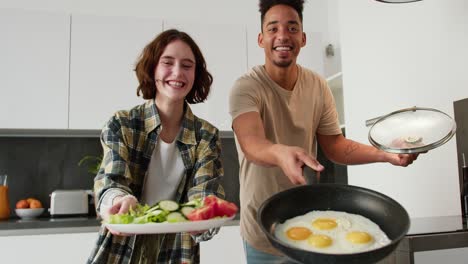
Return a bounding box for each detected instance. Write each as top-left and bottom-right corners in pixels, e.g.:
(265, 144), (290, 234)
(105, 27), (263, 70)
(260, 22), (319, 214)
(154, 39), (196, 103)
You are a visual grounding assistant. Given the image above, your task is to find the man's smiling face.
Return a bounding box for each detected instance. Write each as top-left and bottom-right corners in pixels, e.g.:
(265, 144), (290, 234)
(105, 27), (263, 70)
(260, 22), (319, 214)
(258, 4), (306, 68)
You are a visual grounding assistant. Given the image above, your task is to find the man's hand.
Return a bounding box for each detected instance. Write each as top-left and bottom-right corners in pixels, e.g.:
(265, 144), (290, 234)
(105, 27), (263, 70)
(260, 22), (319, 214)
(232, 112), (324, 184)
(385, 152), (420, 167)
(274, 145), (324, 185)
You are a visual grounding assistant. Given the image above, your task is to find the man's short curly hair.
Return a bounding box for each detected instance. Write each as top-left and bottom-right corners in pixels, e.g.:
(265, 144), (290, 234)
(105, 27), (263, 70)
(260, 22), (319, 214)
(259, 0), (305, 30)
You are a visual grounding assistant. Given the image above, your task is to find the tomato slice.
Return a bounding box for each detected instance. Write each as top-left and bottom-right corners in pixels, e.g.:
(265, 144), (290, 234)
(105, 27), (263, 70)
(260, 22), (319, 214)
(187, 195), (239, 221)
(215, 199), (238, 217)
(204, 195), (238, 217)
(186, 204), (216, 221)
(203, 195), (219, 206)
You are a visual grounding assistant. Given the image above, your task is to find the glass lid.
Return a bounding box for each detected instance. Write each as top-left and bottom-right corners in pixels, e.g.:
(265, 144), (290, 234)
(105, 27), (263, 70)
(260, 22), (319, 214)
(367, 107), (457, 154)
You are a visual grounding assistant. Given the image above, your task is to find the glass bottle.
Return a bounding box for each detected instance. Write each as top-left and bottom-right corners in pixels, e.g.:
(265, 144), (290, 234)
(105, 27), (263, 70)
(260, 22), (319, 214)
(0, 175), (10, 220)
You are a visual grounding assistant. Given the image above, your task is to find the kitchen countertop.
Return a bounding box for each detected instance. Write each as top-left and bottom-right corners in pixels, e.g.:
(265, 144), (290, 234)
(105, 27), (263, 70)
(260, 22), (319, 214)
(0, 216), (101, 236)
(0, 214), (466, 237)
(0, 215), (241, 236)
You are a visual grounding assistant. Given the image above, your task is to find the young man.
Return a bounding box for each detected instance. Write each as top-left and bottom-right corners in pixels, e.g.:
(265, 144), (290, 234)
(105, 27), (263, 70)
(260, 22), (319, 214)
(229, 0), (419, 262)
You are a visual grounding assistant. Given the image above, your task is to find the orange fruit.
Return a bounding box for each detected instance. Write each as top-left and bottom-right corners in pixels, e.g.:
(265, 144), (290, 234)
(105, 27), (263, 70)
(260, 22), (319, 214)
(29, 200), (43, 209)
(26, 198), (38, 204)
(16, 199), (29, 209)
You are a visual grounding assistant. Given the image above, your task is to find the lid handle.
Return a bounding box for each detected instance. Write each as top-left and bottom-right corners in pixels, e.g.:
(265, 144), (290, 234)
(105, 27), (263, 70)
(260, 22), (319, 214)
(365, 116), (383, 127)
(365, 106), (418, 127)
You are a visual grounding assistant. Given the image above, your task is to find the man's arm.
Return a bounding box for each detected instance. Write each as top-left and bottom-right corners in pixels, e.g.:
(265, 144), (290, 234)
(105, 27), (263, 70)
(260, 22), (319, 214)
(316, 133), (418, 166)
(232, 111), (323, 185)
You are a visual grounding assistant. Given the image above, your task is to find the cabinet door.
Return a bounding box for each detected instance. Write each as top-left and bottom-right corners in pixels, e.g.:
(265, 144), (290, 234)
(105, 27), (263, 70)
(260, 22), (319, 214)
(164, 20), (248, 131)
(0, 9), (70, 129)
(200, 225), (246, 264)
(69, 14), (163, 129)
(0, 232), (97, 264)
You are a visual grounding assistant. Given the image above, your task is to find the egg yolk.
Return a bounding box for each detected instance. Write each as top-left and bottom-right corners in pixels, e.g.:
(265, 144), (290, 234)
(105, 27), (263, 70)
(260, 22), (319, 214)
(346, 231), (373, 244)
(312, 218), (337, 230)
(286, 227), (313, 240)
(307, 234), (333, 248)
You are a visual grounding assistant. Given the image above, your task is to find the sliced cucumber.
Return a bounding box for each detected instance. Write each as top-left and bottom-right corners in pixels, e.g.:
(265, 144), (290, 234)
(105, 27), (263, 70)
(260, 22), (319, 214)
(166, 212), (187, 223)
(158, 200), (179, 212)
(182, 198), (202, 208)
(147, 204), (160, 213)
(180, 206), (196, 217)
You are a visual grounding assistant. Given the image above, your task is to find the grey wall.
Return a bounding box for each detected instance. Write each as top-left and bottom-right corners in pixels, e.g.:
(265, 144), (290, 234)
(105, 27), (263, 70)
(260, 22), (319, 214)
(219, 138), (240, 211)
(0, 137), (102, 216)
(0, 137), (241, 217)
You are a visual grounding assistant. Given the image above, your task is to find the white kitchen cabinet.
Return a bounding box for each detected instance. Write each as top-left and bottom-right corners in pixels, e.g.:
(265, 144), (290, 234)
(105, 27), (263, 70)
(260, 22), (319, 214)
(0, 8), (70, 129)
(201, 225), (246, 264)
(0, 232), (97, 264)
(69, 14), (163, 130)
(163, 20), (248, 131)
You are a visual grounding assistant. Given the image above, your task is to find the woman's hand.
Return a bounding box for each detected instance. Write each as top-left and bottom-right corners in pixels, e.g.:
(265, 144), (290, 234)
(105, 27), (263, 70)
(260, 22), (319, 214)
(105, 195), (138, 236)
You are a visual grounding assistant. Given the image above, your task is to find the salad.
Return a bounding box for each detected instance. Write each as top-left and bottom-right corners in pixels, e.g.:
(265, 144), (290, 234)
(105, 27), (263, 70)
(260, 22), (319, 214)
(107, 195), (238, 224)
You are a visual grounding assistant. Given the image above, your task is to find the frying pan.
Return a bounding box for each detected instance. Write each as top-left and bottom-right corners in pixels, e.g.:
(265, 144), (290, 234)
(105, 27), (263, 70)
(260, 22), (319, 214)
(257, 183), (410, 264)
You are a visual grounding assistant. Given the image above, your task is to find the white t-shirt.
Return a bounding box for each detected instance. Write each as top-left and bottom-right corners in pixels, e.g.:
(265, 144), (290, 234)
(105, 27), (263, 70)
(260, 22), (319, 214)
(100, 138), (185, 217)
(141, 138), (185, 206)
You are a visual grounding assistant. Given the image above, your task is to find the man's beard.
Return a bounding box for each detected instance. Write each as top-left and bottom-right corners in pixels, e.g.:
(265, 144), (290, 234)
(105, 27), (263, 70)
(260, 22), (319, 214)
(273, 59), (293, 68)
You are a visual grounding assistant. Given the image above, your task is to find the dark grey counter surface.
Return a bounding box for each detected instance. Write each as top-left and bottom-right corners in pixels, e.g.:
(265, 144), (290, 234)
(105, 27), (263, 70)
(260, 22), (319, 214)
(0, 215), (240, 236)
(0, 216), (101, 236)
(0, 214), (465, 237)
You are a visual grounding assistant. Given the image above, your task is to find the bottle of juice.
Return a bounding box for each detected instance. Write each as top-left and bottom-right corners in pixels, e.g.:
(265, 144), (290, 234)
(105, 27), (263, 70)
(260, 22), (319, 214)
(0, 175), (10, 220)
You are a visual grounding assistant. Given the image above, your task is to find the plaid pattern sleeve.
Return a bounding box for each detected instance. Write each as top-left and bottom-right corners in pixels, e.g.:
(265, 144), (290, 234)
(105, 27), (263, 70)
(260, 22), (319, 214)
(187, 125), (225, 243)
(94, 116), (135, 213)
(87, 100), (225, 264)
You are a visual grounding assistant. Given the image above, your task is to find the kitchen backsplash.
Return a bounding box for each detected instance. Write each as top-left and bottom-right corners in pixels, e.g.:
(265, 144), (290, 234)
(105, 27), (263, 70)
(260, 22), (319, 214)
(0, 137), (101, 216)
(0, 136), (241, 217)
(0, 135), (346, 217)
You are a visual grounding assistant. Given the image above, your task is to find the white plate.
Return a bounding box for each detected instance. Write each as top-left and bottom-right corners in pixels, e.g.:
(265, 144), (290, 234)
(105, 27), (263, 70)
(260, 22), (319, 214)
(105, 215), (235, 234)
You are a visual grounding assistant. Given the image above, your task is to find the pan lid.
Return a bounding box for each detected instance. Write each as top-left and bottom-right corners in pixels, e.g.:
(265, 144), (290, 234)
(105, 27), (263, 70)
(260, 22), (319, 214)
(367, 107), (456, 154)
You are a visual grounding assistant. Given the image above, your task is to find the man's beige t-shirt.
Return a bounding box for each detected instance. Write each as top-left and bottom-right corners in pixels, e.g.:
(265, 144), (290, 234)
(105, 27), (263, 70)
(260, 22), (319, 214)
(229, 65), (342, 255)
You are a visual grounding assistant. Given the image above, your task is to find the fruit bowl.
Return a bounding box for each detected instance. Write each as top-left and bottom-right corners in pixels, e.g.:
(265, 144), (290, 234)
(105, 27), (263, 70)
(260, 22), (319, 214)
(15, 208), (44, 219)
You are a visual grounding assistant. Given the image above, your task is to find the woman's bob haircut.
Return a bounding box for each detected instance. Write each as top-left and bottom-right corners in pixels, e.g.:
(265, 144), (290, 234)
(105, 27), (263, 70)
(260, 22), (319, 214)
(135, 29), (213, 104)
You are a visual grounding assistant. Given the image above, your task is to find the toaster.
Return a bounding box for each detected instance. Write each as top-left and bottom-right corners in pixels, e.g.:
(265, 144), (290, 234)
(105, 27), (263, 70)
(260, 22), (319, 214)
(49, 190), (89, 216)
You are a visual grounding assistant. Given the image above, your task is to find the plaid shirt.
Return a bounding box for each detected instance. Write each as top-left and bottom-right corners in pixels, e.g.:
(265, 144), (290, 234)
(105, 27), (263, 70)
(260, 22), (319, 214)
(87, 99), (225, 264)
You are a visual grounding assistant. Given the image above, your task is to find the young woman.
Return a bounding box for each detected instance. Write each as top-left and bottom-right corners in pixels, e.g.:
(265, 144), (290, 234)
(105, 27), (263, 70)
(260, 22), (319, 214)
(87, 29), (224, 264)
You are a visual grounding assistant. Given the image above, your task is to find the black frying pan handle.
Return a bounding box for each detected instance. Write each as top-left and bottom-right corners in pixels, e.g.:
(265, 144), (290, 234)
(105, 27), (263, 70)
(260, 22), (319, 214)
(302, 166), (320, 185)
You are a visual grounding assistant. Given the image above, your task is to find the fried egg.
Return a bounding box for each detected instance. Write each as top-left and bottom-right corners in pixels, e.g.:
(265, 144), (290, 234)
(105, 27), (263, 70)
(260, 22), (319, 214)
(275, 221), (313, 248)
(274, 210), (391, 254)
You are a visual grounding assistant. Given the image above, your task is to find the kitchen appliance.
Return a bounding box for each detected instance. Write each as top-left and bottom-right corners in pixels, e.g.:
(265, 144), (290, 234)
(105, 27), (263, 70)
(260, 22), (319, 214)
(461, 154), (468, 217)
(454, 98), (468, 216)
(49, 190), (89, 216)
(257, 184), (409, 264)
